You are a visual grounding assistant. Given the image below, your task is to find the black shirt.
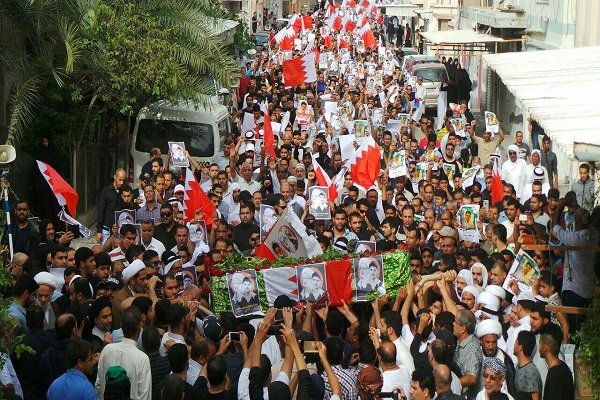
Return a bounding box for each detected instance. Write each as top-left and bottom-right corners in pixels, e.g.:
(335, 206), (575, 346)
(233, 223), (259, 252)
(97, 184), (120, 232)
(154, 223), (178, 251)
(543, 362), (574, 400)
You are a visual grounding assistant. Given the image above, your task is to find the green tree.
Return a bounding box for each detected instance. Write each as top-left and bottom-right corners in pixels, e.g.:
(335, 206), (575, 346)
(0, 0), (239, 145)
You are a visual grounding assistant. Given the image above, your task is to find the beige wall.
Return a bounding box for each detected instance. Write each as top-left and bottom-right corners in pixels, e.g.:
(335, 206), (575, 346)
(575, 0), (600, 47)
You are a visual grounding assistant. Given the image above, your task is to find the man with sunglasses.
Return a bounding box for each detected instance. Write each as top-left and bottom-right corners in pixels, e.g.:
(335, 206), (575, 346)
(154, 203), (178, 252)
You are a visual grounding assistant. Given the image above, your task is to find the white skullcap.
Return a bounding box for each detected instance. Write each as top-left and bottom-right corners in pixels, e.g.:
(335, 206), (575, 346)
(513, 290), (537, 306)
(485, 285), (506, 301)
(34, 272), (56, 289)
(461, 286), (481, 302)
(230, 182), (241, 191)
(476, 319), (503, 338)
(174, 184), (185, 193)
(121, 259), (146, 284)
(245, 143), (256, 152)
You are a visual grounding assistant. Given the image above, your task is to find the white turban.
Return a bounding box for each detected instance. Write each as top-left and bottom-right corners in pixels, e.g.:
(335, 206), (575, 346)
(121, 259), (146, 284)
(34, 272), (57, 289)
(477, 291), (500, 311)
(485, 285), (506, 301)
(476, 319), (503, 338)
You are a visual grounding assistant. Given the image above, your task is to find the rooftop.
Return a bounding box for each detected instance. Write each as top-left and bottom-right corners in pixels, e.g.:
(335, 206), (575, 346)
(483, 46), (600, 158)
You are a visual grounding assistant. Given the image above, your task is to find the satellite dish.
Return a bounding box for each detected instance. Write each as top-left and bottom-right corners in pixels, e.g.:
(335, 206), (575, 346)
(0, 145), (16, 164)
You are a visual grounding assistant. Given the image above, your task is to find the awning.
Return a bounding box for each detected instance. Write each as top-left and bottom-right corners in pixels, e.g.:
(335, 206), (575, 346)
(421, 29), (504, 45)
(377, 4), (418, 17)
(484, 46), (600, 159)
(208, 19), (239, 46)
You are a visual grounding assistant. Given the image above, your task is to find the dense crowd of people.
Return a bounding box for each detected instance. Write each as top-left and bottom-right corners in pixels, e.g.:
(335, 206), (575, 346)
(1, 3), (598, 400)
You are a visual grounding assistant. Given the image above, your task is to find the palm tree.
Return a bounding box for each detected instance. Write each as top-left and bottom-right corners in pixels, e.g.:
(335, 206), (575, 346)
(0, 0), (239, 145)
(0, 0), (83, 144)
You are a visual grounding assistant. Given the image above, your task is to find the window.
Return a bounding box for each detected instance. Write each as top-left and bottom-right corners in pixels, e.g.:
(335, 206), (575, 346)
(136, 119), (215, 157)
(413, 68), (448, 82)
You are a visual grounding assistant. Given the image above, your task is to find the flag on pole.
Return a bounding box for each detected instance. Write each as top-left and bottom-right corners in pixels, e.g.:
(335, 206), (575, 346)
(263, 108), (277, 160)
(36, 160), (78, 216)
(491, 155), (503, 204)
(358, 22), (377, 49)
(311, 154), (339, 202)
(347, 136), (381, 191)
(283, 52), (318, 87)
(183, 168), (217, 227)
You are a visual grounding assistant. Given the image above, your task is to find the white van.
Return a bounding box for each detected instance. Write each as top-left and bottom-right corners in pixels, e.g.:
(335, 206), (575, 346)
(410, 63), (449, 109)
(129, 99), (230, 183)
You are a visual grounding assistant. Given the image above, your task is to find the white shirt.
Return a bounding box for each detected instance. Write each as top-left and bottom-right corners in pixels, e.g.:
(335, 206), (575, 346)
(236, 175), (262, 194)
(143, 237), (166, 259)
(393, 337), (415, 373)
(476, 389), (514, 400)
(381, 366), (412, 400)
(238, 368), (289, 400)
(504, 315), (531, 365)
(95, 338), (151, 400)
(159, 331), (186, 357)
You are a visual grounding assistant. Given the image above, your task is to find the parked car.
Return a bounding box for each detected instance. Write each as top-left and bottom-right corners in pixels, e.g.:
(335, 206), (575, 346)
(401, 47), (419, 56)
(401, 55), (440, 75)
(410, 63), (449, 109)
(251, 32), (270, 48)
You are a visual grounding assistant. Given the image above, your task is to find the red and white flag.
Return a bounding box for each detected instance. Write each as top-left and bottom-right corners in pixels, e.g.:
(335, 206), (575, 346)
(263, 108), (277, 160)
(328, 15), (343, 31)
(491, 156), (503, 204)
(342, 16), (356, 32)
(357, 22), (377, 49)
(311, 154), (339, 201)
(324, 34), (333, 49)
(274, 26), (295, 50)
(37, 160), (78, 216)
(183, 168), (217, 227)
(283, 52), (317, 87)
(347, 136), (381, 191)
(302, 15), (313, 30)
(325, 1), (336, 17)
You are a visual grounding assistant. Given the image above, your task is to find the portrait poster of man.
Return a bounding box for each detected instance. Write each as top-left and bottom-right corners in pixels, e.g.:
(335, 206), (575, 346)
(264, 208), (311, 259)
(388, 150), (407, 179)
(227, 269), (261, 317)
(457, 205), (480, 243)
(309, 186), (331, 220)
(484, 111), (499, 134)
(397, 113), (410, 127)
(115, 209), (135, 230)
(461, 166), (480, 189)
(354, 120), (368, 138)
(354, 256), (385, 302)
(372, 108), (384, 127)
(386, 119), (402, 135)
(260, 204), (278, 241)
(182, 266), (197, 290)
(297, 263), (327, 304)
(189, 220), (208, 246)
(442, 163), (456, 182)
(450, 118), (467, 138)
(503, 250), (541, 294)
(168, 141), (189, 168)
(416, 162), (429, 182)
(354, 241), (376, 255)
